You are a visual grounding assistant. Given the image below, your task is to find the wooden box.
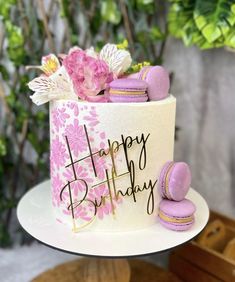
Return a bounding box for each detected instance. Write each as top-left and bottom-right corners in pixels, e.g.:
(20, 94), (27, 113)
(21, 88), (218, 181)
(169, 210), (235, 282)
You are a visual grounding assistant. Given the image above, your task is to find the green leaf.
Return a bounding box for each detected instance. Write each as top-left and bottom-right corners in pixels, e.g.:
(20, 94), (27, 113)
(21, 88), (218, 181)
(136, 30), (149, 47)
(5, 90), (16, 108)
(35, 111), (47, 122)
(232, 4), (235, 15)
(150, 26), (165, 41)
(225, 29), (235, 48)
(0, 138), (6, 157)
(201, 23), (221, 43)
(168, 0), (235, 50)
(0, 222), (11, 247)
(136, 0), (155, 13)
(27, 131), (48, 155)
(194, 15), (207, 30)
(4, 21), (25, 65)
(101, 0), (121, 25)
(168, 1), (196, 39)
(90, 10), (102, 35)
(0, 65), (9, 80)
(0, 0), (16, 18)
(59, 0), (70, 18)
(194, 0), (235, 41)
(27, 132), (40, 154)
(137, 0), (154, 4)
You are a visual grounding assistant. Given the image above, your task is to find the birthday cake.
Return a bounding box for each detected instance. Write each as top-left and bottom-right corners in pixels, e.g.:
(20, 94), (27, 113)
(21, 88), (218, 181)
(28, 42), (195, 232)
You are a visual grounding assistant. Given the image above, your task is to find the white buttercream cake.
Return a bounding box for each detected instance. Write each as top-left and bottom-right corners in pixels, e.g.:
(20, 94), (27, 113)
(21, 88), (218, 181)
(50, 97), (176, 231)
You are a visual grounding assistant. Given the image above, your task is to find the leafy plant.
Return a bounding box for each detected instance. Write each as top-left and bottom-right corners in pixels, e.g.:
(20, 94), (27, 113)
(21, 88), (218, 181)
(168, 0), (235, 49)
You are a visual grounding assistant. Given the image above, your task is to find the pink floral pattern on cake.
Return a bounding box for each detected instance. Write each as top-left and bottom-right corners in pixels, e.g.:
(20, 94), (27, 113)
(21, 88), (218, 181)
(96, 202), (113, 220)
(87, 184), (122, 220)
(64, 119), (87, 157)
(62, 164), (93, 196)
(73, 206), (92, 221)
(85, 148), (107, 179)
(50, 101), (123, 226)
(84, 107), (100, 127)
(51, 173), (63, 207)
(52, 107), (70, 131)
(87, 185), (112, 219)
(51, 136), (68, 169)
(68, 102), (79, 116)
(62, 204), (91, 221)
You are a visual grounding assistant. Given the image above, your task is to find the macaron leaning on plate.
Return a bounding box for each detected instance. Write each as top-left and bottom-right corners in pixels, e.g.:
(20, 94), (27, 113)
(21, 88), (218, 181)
(138, 66), (170, 101)
(108, 78), (148, 103)
(158, 199), (196, 231)
(158, 161), (191, 201)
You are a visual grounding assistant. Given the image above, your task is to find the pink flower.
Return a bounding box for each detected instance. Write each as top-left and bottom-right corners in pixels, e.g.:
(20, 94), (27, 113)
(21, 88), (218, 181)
(63, 49), (113, 101)
(52, 107), (70, 131)
(64, 119), (87, 157)
(51, 137), (68, 169)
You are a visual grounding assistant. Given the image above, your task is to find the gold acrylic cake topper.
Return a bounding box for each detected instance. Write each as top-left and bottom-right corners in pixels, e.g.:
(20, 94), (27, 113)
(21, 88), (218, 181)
(60, 124), (158, 232)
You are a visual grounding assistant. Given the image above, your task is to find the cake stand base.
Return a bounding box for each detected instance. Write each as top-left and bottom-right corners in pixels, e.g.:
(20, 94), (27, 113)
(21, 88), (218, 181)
(32, 258), (182, 282)
(17, 180), (209, 258)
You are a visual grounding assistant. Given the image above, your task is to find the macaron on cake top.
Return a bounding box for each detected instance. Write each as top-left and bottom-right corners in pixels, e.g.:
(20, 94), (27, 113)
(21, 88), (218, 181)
(138, 66), (170, 101)
(158, 161), (191, 202)
(108, 78), (148, 103)
(158, 199), (196, 231)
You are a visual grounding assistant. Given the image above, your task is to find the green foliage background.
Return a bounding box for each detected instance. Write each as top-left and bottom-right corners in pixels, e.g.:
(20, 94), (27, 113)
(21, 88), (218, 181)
(0, 0), (234, 247)
(168, 0), (235, 49)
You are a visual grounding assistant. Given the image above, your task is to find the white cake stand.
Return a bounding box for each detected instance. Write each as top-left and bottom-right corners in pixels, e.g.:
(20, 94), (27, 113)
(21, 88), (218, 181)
(17, 180), (209, 258)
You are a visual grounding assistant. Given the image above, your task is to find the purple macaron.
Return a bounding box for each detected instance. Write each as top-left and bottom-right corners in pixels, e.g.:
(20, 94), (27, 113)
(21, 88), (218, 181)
(108, 78), (148, 103)
(138, 66), (170, 101)
(158, 161), (191, 201)
(158, 199), (196, 231)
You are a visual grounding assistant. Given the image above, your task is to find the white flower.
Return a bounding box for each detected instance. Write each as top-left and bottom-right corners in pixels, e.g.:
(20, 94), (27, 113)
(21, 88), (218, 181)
(99, 43), (132, 76)
(28, 66), (78, 105)
(41, 54), (60, 76)
(85, 46), (98, 58)
(26, 54), (60, 76)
